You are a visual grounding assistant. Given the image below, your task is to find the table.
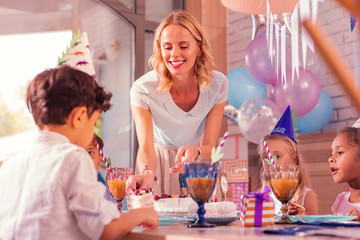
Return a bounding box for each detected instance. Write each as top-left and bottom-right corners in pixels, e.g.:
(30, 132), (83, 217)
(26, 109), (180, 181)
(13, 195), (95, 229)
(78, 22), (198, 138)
(118, 219), (355, 240)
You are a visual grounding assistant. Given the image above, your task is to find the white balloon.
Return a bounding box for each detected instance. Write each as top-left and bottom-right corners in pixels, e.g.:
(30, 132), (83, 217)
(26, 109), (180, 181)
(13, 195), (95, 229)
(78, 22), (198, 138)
(237, 97), (281, 144)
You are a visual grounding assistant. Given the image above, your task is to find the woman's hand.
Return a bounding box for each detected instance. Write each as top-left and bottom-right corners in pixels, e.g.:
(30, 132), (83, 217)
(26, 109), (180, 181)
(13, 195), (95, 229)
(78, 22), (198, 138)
(347, 208), (360, 216)
(127, 172), (155, 190)
(288, 200), (306, 215)
(169, 145), (199, 173)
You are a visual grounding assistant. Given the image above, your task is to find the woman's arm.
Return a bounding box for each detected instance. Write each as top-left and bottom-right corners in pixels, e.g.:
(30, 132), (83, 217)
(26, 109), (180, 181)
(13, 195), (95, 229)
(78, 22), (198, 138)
(170, 101), (226, 173)
(127, 105), (157, 189)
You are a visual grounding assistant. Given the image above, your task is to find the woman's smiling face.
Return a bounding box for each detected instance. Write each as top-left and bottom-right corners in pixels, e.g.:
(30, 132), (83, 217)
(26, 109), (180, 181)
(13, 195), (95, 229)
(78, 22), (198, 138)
(160, 24), (201, 78)
(329, 133), (360, 185)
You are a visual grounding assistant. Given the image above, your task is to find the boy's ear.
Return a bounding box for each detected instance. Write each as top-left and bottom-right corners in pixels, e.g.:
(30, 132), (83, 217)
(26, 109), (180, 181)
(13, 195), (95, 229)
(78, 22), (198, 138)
(69, 106), (88, 128)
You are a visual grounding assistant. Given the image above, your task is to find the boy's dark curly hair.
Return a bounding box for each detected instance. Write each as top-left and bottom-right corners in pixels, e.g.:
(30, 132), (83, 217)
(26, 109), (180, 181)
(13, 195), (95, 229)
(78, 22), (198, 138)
(26, 65), (112, 129)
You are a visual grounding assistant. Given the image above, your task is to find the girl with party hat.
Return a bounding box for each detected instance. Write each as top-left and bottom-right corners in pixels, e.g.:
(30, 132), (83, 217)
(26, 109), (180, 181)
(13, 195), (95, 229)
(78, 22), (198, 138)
(257, 106), (318, 215)
(330, 118), (360, 216)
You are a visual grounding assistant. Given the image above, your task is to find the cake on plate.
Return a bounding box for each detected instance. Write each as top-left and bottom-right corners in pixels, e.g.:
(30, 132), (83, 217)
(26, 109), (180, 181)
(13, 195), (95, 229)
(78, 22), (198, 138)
(154, 194), (237, 218)
(154, 194), (195, 217)
(126, 189), (154, 210)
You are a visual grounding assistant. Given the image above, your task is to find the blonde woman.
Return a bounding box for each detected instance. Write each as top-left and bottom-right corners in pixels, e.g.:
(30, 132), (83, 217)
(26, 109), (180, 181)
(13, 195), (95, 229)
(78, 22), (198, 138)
(258, 134), (318, 215)
(128, 10), (228, 195)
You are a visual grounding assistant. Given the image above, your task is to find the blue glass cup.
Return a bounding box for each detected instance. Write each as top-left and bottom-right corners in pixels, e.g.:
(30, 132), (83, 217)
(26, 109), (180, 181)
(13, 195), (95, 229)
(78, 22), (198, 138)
(184, 162), (217, 228)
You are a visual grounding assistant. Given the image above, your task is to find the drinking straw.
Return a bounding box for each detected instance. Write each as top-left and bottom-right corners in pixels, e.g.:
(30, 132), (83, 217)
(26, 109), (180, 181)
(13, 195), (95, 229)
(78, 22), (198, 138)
(263, 140), (275, 167)
(210, 131), (229, 169)
(95, 142), (111, 171)
(220, 131), (229, 148)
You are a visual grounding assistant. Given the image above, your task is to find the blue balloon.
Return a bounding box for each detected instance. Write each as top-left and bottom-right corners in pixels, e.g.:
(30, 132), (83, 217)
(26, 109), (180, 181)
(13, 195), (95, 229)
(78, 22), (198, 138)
(227, 67), (266, 109)
(297, 90), (333, 133)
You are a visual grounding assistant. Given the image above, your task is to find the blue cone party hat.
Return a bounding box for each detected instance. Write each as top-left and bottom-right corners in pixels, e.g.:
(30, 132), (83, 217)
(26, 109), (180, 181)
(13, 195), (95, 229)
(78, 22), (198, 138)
(57, 31), (102, 138)
(271, 105), (299, 142)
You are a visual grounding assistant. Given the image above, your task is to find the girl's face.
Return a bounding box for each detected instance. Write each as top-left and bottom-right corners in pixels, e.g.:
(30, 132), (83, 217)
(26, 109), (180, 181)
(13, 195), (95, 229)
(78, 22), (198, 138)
(86, 143), (101, 168)
(160, 24), (201, 79)
(262, 139), (297, 172)
(329, 133), (360, 185)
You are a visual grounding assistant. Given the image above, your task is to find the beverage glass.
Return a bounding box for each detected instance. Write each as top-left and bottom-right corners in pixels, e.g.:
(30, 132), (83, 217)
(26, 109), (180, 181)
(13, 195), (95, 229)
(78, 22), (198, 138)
(179, 173), (188, 195)
(268, 165), (299, 224)
(106, 167), (133, 212)
(184, 162), (217, 228)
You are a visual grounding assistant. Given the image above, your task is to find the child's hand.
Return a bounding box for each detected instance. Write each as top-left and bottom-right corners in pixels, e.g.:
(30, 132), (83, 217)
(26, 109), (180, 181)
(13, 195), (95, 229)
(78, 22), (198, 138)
(138, 208), (159, 228)
(288, 200), (306, 215)
(347, 208), (360, 216)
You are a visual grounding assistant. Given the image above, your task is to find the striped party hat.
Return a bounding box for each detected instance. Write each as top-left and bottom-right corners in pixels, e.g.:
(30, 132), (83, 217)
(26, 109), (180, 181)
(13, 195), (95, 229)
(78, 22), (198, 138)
(57, 31), (96, 79)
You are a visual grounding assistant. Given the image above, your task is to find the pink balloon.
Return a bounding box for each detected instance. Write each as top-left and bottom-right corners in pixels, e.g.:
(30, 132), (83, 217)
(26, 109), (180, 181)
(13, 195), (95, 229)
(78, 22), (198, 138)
(245, 35), (290, 85)
(272, 67), (321, 117)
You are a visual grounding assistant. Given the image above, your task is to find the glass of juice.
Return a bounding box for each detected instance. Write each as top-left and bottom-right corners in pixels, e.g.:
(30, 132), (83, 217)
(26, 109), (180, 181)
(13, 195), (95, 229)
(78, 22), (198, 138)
(179, 173), (188, 196)
(184, 162), (217, 228)
(268, 165), (299, 224)
(106, 167), (133, 212)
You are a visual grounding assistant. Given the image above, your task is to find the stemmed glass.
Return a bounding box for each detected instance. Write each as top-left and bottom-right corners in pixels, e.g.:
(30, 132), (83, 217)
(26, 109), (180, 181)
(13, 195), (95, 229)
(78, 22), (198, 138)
(106, 167), (133, 212)
(184, 162), (217, 228)
(179, 173), (188, 195)
(268, 165), (299, 224)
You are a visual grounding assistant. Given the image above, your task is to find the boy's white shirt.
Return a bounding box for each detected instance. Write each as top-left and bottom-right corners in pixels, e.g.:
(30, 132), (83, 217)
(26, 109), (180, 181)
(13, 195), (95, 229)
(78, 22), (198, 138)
(0, 131), (119, 240)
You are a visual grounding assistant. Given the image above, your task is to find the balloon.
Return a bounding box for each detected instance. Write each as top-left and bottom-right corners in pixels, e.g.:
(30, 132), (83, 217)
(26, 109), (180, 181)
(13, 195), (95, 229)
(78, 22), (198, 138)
(245, 35), (290, 84)
(237, 97), (281, 144)
(272, 67), (321, 117)
(297, 90), (333, 133)
(227, 66), (266, 109)
(223, 104), (239, 124)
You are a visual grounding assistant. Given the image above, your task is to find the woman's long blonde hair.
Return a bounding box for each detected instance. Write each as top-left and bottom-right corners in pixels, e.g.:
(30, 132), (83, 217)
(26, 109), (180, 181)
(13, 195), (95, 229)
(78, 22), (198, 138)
(149, 10), (215, 91)
(257, 134), (311, 203)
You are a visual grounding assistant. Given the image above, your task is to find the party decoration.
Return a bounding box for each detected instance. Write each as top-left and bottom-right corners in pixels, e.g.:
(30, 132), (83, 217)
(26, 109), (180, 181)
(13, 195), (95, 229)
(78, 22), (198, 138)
(223, 104), (239, 124)
(251, 14), (266, 40)
(57, 31), (96, 79)
(220, 0), (298, 15)
(57, 31), (103, 138)
(297, 90), (333, 133)
(271, 105), (298, 142)
(353, 118), (360, 128)
(263, 141), (276, 166)
(272, 67), (320, 117)
(211, 131), (228, 165)
(237, 97), (281, 144)
(350, 13), (357, 32)
(245, 35), (290, 84)
(239, 186), (274, 227)
(227, 67), (266, 109)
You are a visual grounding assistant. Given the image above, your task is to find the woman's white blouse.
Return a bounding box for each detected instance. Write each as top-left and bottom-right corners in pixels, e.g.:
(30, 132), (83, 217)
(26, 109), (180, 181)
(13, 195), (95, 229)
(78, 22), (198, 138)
(130, 70), (229, 147)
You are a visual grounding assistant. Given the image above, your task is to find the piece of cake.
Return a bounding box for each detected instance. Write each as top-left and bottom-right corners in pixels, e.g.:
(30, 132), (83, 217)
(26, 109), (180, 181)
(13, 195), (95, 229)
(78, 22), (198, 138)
(187, 201), (238, 218)
(126, 189), (154, 210)
(154, 194), (195, 217)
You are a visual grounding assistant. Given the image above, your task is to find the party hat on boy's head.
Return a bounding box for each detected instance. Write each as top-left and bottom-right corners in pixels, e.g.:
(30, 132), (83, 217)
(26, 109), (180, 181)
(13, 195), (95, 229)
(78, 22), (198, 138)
(57, 30), (96, 79)
(271, 105), (299, 142)
(352, 118), (360, 128)
(57, 31), (102, 138)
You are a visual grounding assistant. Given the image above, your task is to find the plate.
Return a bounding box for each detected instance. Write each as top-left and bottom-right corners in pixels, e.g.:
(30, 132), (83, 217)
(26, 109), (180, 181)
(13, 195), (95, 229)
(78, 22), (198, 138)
(159, 216), (193, 226)
(277, 215), (358, 223)
(204, 217), (238, 225)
